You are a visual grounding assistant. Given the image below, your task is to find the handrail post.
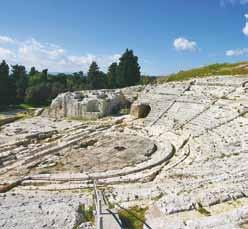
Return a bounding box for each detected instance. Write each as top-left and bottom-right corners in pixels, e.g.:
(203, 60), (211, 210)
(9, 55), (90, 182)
(99, 199), (102, 214)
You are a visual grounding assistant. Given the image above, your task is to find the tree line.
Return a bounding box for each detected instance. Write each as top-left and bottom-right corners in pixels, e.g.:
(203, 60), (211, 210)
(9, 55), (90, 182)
(0, 49), (155, 107)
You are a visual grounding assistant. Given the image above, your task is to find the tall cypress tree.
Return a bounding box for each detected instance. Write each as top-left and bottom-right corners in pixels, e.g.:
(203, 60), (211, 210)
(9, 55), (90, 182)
(11, 65), (28, 102)
(107, 62), (118, 88)
(29, 66), (37, 76)
(87, 61), (104, 89)
(117, 49), (141, 88)
(41, 69), (48, 82)
(0, 60), (11, 105)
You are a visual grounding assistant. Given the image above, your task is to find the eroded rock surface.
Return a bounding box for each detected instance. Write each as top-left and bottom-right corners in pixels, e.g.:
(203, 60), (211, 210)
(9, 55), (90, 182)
(0, 191), (90, 229)
(1, 76), (248, 228)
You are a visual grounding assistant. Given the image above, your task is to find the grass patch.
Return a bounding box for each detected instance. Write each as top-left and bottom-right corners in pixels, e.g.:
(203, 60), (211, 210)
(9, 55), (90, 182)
(16, 103), (48, 110)
(157, 62), (248, 83)
(108, 202), (115, 209)
(73, 204), (94, 229)
(83, 205), (94, 222)
(18, 103), (37, 109)
(118, 206), (148, 229)
(0, 103), (48, 112)
(67, 116), (98, 122)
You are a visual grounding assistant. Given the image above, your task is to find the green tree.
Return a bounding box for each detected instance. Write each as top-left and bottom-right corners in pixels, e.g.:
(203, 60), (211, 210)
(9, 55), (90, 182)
(11, 65), (28, 102)
(0, 60), (12, 106)
(51, 73), (67, 88)
(139, 75), (156, 85)
(41, 69), (48, 81)
(28, 70), (48, 87)
(29, 66), (37, 76)
(107, 62), (118, 88)
(49, 82), (66, 100)
(25, 83), (51, 105)
(66, 74), (81, 91)
(117, 49), (141, 87)
(87, 61), (106, 89)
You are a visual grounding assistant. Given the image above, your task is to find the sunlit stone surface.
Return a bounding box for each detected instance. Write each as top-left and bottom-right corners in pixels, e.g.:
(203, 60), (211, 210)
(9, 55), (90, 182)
(1, 76), (248, 228)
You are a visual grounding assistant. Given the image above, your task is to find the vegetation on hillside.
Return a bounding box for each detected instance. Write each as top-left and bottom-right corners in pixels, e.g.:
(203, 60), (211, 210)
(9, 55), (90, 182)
(158, 62), (248, 83)
(0, 49), (155, 108)
(118, 206), (148, 229)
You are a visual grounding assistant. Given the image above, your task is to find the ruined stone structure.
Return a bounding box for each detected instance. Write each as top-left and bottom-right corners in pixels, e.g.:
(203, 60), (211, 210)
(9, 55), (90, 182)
(1, 76), (248, 228)
(45, 89), (128, 120)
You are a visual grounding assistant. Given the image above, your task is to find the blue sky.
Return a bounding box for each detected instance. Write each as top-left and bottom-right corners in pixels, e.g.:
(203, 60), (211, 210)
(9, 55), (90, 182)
(0, 0), (248, 75)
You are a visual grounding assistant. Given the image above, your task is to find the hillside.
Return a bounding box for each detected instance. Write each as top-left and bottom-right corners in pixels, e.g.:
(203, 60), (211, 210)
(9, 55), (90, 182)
(1, 75), (248, 228)
(158, 61), (248, 83)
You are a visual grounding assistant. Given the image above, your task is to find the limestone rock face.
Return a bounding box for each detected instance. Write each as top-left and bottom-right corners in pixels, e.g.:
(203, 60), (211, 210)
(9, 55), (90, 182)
(130, 102), (151, 118)
(45, 89), (127, 119)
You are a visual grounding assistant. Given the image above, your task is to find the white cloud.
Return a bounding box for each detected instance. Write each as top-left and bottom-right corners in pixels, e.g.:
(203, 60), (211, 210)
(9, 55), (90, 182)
(242, 23), (248, 36)
(220, 0), (248, 6)
(173, 37), (198, 52)
(243, 14), (248, 36)
(240, 0), (248, 4)
(0, 35), (15, 45)
(226, 48), (248, 56)
(0, 47), (16, 60)
(0, 36), (120, 72)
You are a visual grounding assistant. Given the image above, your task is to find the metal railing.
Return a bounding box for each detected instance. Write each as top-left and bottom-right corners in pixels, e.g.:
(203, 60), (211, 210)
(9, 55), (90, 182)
(93, 180), (103, 229)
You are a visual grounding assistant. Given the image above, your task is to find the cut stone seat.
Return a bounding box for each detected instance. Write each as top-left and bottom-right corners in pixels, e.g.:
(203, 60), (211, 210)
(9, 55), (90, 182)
(21, 179), (91, 187)
(0, 147), (33, 168)
(175, 98), (212, 104)
(160, 102), (207, 126)
(25, 165), (166, 189)
(183, 107), (241, 136)
(2, 158), (17, 167)
(60, 130), (92, 142)
(18, 131), (105, 170)
(0, 153), (16, 163)
(16, 149), (35, 159)
(176, 167), (248, 189)
(0, 144), (20, 154)
(150, 83), (189, 95)
(60, 125), (108, 142)
(0, 150), (14, 159)
(153, 119), (175, 130)
(21, 164), (168, 190)
(186, 120), (216, 130)
(144, 103), (177, 125)
(194, 76), (248, 87)
(0, 143), (65, 174)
